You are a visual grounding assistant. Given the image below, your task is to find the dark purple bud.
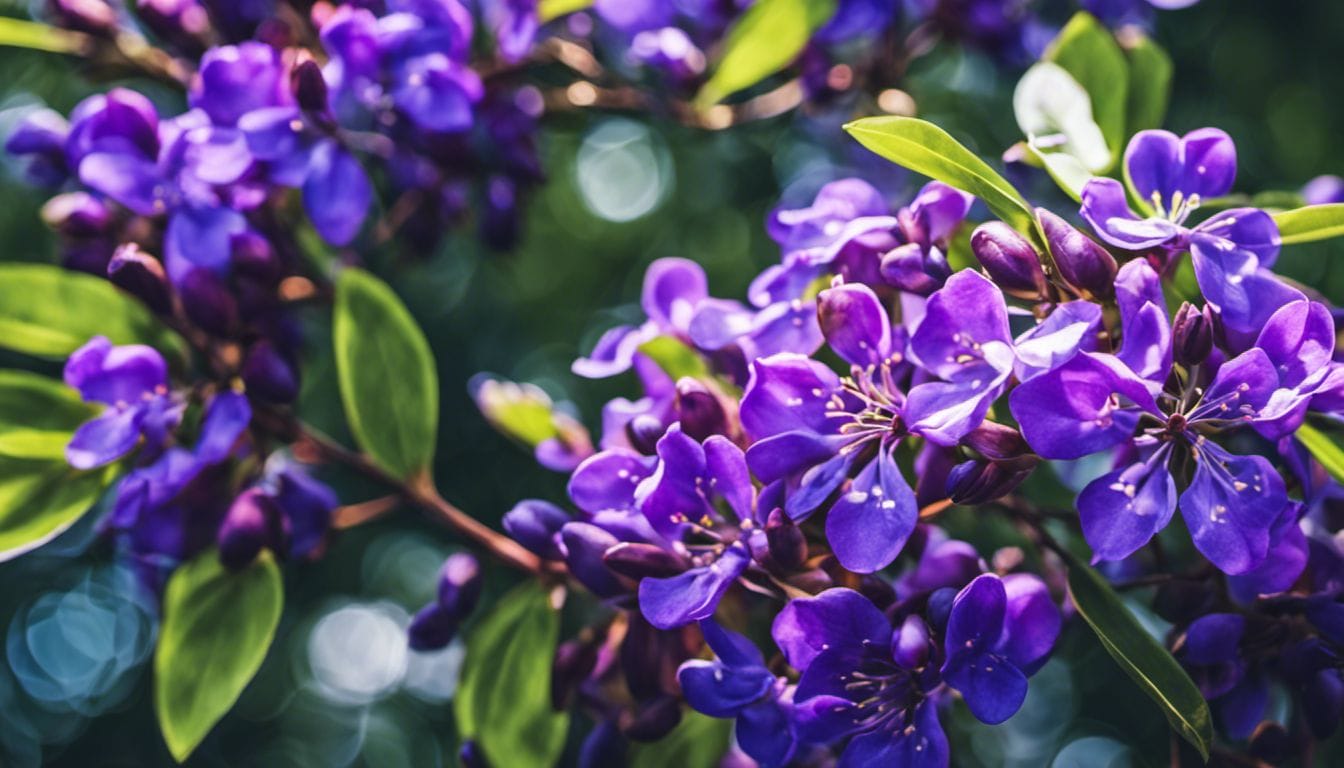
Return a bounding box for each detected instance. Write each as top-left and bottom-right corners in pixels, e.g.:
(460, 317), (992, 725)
(436, 552), (482, 617)
(857, 574), (897, 610)
(879, 242), (942, 296)
(602, 542), (686, 579)
(1248, 722), (1295, 764)
(765, 508), (807, 571)
(231, 230), (280, 279)
(135, 0), (210, 54)
(179, 268), (238, 336)
(1171, 302), (1215, 367)
(560, 522), (627, 598)
(925, 586), (957, 631)
(962, 422), (1034, 466)
(47, 0), (118, 35)
(407, 603), (458, 650)
(458, 740), (491, 768)
(108, 243), (172, 314)
(578, 720), (628, 768)
(786, 567), (834, 593)
(625, 414), (666, 455)
(674, 378), (727, 441)
(971, 221), (1048, 299)
(41, 192), (111, 237)
(242, 340), (298, 403)
(620, 614), (685, 700)
(891, 615), (931, 669)
(218, 489), (281, 570)
(480, 176), (520, 252)
(622, 696), (682, 742)
(552, 637), (600, 710)
(502, 499), (569, 560)
(1037, 208), (1117, 299)
(945, 460), (1034, 506)
(291, 59), (329, 114)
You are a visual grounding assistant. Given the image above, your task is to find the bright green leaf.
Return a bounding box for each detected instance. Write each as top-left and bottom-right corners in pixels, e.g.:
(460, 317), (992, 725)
(455, 582), (569, 768)
(845, 116), (1040, 242)
(538, 0), (592, 22)
(0, 456), (115, 561)
(1045, 12), (1130, 162)
(0, 264), (188, 362)
(0, 369), (96, 433)
(0, 429), (76, 460)
(1060, 547), (1213, 760)
(1296, 422), (1344, 484)
(629, 710), (733, 768)
(638, 335), (713, 382)
(0, 16), (86, 54)
(1272, 204), (1344, 245)
(475, 377), (560, 447)
(155, 550), (283, 763)
(696, 0), (837, 106)
(333, 269), (439, 479)
(1120, 30), (1172, 136)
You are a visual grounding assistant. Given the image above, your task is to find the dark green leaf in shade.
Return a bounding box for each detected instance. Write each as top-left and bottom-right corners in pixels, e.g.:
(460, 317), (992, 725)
(1119, 29), (1173, 136)
(454, 582), (569, 768)
(629, 710), (734, 768)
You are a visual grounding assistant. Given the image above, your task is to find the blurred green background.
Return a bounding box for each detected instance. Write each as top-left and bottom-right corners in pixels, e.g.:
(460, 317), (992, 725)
(2, 0), (1343, 765)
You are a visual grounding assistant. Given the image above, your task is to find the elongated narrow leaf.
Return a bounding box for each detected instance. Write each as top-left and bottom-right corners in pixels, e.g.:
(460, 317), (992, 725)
(1061, 548), (1212, 760)
(1296, 422), (1344, 483)
(845, 116), (1040, 240)
(455, 582), (569, 768)
(538, 0), (592, 21)
(1272, 204), (1344, 245)
(333, 269), (439, 479)
(696, 0), (837, 106)
(1045, 12), (1130, 161)
(0, 264), (187, 362)
(630, 711), (733, 768)
(155, 550), (283, 762)
(638, 336), (713, 381)
(0, 16), (86, 54)
(1121, 30), (1172, 135)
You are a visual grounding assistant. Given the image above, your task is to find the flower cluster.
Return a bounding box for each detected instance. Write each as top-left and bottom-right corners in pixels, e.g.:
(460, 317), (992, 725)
(480, 123), (1344, 764)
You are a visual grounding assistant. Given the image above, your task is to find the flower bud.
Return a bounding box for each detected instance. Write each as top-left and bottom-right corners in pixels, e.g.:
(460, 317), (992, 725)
(231, 230), (280, 279)
(622, 696), (682, 742)
(436, 552), (482, 617)
(7, 109), (70, 187)
(41, 192), (110, 237)
(879, 242), (943, 296)
(291, 59), (329, 114)
(560, 522), (627, 598)
(218, 489), (281, 570)
(1248, 722), (1295, 764)
(945, 460), (1034, 506)
(502, 499), (569, 560)
(625, 414), (666, 455)
(786, 567), (834, 593)
(108, 243), (172, 314)
(1172, 301), (1215, 367)
(970, 221), (1048, 299)
(179, 268), (238, 336)
(891, 615), (931, 669)
(241, 340), (298, 403)
(857, 574), (897, 610)
(47, 0), (118, 36)
(578, 720), (628, 768)
(674, 378), (727, 441)
(458, 741), (490, 768)
(602, 542), (686, 579)
(962, 421), (1034, 466)
(407, 603), (458, 651)
(1037, 208), (1117, 299)
(552, 637), (600, 710)
(765, 508), (807, 571)
(925, 586), (957, 632)
(135, 0), (211, 54)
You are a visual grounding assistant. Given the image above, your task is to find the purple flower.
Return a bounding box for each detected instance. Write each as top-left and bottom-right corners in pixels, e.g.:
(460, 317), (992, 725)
(63, 336), (183, 469)
(677, 621), (800, 767)
(1010, 261), (1295, 574)
(5, 108), (71, 186)
(1080, 128), (1298, 349)
(485, 0), (539, 62)
(189, 42), (292, 127)
(1177, 613), (1268, 738)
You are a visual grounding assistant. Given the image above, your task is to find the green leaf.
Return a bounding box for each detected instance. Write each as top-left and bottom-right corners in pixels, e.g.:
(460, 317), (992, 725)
(844, 116), (1040, 241)
(455, 582), (569, 768)
(629, 710), (733, 768)
(0, 456), (115, 560)
(1045, 12), (1130, 162)
(638, 336), (713, 381)
(0, 16), (86, 54)
(1060, 548), (1213, 760)
(538, 0), (592, 22)
(1014, 62), (1112, 175)
(0, 264), (187, 362)
(155, 550), (283, 763)
(0, 369), (96, 433)
(696, 0), (837, 107)
(475, 377), (560, 447)
(1296, 422), (1344, 483)
(1272, 204), (1344, 245)
(1120, 30), (1172, 136)
(333, 269), (439, 479)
